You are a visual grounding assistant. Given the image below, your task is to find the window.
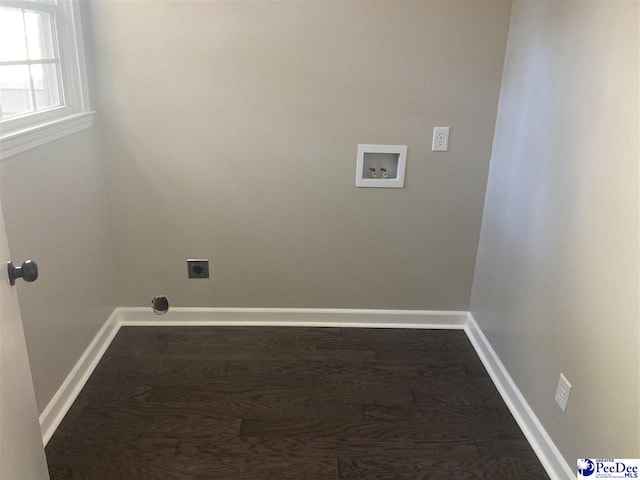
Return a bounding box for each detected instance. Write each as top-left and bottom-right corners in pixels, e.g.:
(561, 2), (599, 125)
(0, 0), (93, 159)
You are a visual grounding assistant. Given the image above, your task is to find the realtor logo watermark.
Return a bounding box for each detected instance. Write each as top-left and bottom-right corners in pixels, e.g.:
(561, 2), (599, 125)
(578, 459), (640, 479)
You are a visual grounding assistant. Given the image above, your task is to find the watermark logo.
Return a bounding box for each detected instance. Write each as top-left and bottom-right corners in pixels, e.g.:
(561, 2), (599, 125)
(578, 459), (595, 477)
(578, 459), (640, 479)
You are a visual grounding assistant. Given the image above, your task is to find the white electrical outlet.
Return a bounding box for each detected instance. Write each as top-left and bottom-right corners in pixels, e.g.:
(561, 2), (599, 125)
(432, 126), (450, 152)
(555, 373), (572, 413)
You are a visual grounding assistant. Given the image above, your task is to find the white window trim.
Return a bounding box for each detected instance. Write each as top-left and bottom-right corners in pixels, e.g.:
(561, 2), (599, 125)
(0, 0), (94, 160)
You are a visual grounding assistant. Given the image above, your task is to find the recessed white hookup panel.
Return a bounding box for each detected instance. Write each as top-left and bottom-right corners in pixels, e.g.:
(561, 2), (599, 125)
(355, 144), (407, 188)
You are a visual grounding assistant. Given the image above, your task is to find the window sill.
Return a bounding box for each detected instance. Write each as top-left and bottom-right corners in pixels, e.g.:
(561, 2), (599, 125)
(0, 111), (95, 160)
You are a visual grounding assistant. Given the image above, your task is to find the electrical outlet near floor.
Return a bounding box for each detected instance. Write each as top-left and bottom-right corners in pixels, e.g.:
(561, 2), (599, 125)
(555, 373), (572, 413)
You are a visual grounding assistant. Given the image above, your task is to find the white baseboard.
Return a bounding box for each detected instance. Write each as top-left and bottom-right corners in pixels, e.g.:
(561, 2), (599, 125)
(39, 308), (120, 446)
(117, 307), (469, 329)
(39, 306), (571, 480)
(464, 313), (574, 480)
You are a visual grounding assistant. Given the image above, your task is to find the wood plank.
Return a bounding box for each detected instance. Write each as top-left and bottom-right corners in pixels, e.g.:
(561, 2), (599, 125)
(175, 435), (480, 459)
(88, 358), (228, 386)
(48, 455), (339, 480)
(337, 455), (550, 480)
(362, 401), (515, 423)
(46, 433), (179, 458)
(147, 383), (412, 406)
(240, 417), (518, 442)
(53, 402), (241, 438)
(141, 346), (377, 362)
(228, 360), (472, 389)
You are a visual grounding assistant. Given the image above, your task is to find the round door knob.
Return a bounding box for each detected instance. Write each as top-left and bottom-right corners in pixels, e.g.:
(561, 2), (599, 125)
(7, 260), (38, 285)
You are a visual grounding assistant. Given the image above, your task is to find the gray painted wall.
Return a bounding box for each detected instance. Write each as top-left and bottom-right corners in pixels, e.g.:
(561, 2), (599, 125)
(0, 1), (118, 414)
(0, 125), (118, 413)
(470, 0), (639, 462)
(88, 0), (512, 309)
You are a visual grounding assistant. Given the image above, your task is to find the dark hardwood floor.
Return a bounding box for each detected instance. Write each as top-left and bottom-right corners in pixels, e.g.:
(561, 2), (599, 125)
(45, 327), (549, 479)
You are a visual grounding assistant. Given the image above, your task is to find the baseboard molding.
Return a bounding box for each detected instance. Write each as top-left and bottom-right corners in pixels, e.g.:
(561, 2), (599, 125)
(39, 308), (120, 446)
(464, 313), (574, 480)
(117, 307), (469, 329)
(39, 306), (571, 480)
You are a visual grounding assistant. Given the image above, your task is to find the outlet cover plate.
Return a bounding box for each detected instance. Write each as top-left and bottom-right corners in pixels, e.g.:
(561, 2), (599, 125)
(555, 373), (572, 413)
(432, 126), (450, 151)
(187, 259), (209, 279)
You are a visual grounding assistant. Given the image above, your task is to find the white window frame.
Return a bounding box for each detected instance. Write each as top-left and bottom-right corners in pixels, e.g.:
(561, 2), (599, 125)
(0, 0), (94, 159)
